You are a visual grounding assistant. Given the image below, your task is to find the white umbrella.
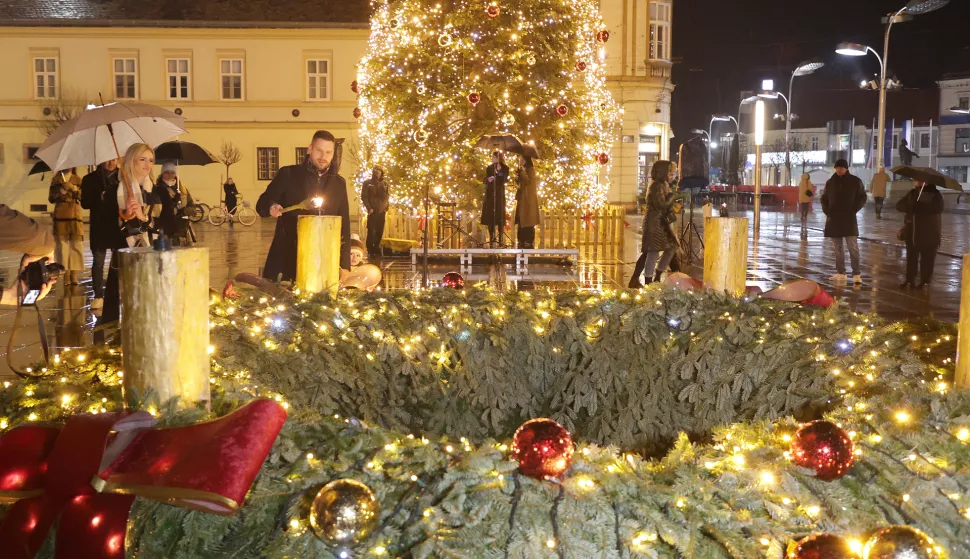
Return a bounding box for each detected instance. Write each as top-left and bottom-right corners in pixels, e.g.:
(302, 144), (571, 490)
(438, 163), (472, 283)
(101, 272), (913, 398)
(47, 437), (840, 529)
(36, 102), (185, 173)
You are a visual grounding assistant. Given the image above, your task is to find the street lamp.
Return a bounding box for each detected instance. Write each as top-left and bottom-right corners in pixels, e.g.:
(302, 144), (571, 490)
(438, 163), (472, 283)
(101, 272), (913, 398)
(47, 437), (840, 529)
(754, 99), (765, 237)
(699, 115), (738, 186)
(783, 60), (824, 185)
(836, 0), (950, 172)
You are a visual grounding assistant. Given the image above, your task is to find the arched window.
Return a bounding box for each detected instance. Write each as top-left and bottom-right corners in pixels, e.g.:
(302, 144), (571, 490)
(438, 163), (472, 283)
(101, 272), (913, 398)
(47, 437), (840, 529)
(649, 1), (672, 61)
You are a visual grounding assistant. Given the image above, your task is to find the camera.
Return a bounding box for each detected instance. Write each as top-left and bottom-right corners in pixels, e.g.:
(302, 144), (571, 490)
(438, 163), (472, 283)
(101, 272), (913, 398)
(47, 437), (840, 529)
(18, 258), (63, 306)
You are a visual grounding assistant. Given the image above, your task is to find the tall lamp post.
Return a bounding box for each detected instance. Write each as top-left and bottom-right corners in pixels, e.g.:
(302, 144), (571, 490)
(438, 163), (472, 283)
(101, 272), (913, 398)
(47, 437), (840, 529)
(708, 115), (736, 185)
(753, 99), (765, 238)
(837, 0), (950, 172)
(780, 60), (824, 185)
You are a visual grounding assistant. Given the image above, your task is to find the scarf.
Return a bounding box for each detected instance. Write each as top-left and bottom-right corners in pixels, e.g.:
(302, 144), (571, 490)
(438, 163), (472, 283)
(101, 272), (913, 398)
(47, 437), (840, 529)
(118, 173), (151, 211)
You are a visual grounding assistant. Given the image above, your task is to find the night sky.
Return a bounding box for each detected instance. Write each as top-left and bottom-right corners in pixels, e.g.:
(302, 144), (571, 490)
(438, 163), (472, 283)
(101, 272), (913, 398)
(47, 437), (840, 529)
(670, 0), (970, 144)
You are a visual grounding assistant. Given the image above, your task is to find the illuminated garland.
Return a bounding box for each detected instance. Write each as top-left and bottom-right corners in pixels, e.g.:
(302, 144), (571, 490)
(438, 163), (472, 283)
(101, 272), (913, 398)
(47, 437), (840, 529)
(354, 0), (621, 215)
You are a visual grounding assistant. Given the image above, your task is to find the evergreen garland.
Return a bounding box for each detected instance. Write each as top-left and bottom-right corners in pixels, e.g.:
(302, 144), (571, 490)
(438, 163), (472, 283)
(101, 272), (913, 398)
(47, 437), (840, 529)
(0, 287), (963, 558)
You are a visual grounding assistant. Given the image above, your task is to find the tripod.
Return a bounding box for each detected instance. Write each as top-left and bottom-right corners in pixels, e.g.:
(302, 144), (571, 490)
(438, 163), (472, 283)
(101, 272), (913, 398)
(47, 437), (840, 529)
(679, 190), (704, 265)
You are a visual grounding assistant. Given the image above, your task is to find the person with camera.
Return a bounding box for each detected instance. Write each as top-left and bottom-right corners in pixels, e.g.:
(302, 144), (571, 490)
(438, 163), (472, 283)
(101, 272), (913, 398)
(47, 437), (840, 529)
(0, 204), (57, 306)
(629, 160), (686, 288)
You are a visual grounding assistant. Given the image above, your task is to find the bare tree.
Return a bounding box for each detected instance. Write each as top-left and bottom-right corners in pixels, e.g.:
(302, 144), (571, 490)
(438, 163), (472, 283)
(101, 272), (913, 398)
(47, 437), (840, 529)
(39, 88), (88, 137)
(218, 140), (242, 180)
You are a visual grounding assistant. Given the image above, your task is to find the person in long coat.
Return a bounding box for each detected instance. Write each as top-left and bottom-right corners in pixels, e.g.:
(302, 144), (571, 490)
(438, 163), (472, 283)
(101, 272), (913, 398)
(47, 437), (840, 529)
(361, 166), (390, 256)
(629, 160), (683, 288)
(513, 155), (540, 249)
(896, 180), (943, 289)
(256, 130), (350, 282)
(870, 167), (890, 219)
(151, 162), (194, 245)
(820, 159), (867, 283)
(80, 159), (121, 309)
(48, 168), (84, 285)
(481, 152), (509, 246)
(797, 172), (815, 227)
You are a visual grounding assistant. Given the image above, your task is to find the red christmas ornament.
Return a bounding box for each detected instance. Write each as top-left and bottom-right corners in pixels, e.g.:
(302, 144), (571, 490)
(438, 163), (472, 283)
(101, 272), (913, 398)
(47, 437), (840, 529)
(222, 281), (239, 299)
(575, 60), (587, 71)
(467, 92), (481, 106)
(596, 30), (610, 43)
(511, 418), (574, 479)
(486, 4), (500, 18)
(555, 104), (568, 117)
(790, 420), (855, 481)
(597, 152), (610, 165)
(442, 272), (465, 289)
(350, 80), (359, 94)
(0, 400), (286, 559)
(353, 107), (362, 119)
(789, 533), (852, 559)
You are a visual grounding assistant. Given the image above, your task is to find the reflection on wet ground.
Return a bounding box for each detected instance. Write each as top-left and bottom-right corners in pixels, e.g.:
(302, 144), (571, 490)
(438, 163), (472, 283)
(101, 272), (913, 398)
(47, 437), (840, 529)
(0, 205), (966, 376)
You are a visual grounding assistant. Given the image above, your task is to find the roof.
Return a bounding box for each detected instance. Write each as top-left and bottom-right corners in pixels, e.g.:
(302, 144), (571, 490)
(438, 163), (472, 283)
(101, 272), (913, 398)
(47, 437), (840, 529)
(0, 0), (371, 28)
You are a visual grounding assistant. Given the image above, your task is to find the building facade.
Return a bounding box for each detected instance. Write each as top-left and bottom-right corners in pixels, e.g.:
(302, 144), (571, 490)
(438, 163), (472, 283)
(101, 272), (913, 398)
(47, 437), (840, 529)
(0, 1), (674, 215)
(938, 76), (970, 183)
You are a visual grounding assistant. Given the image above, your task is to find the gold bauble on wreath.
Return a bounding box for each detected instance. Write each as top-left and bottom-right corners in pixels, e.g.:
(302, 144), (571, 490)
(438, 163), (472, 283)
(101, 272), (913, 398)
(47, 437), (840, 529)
(309, 479), (380, 546)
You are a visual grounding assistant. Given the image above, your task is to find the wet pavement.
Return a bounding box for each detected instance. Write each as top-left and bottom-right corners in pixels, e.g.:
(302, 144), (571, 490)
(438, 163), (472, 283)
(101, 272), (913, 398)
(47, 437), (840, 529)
(0, 204), (967, 376)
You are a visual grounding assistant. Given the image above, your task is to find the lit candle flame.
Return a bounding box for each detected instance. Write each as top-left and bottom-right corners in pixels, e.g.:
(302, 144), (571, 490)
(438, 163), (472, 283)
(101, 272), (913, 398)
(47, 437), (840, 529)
(311, 197), (323, 208)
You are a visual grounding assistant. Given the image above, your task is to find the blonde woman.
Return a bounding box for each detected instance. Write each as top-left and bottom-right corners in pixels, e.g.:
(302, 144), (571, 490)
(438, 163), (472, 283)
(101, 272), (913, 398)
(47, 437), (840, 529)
(47, 167), (84, 284)
(97, 143), (153, 326)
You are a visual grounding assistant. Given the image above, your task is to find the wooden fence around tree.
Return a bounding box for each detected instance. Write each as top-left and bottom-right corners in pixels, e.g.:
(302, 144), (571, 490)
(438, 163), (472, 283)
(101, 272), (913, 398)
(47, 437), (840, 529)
(358, 205), (626, 261)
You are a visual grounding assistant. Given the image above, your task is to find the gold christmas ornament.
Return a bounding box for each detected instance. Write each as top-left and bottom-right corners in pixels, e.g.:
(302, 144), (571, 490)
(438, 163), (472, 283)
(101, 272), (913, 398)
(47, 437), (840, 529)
(416, 84), (426, 95)
(501, 113), (515, 127)
(309, 479), (380, 546)
(414, 128), (430, 145)
(525, 53), (537, 66)
(437, 33), (453, 47)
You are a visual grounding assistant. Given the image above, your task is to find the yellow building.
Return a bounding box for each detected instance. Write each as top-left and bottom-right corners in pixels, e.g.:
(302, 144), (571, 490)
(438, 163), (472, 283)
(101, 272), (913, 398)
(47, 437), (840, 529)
(0, 1), (672, 215)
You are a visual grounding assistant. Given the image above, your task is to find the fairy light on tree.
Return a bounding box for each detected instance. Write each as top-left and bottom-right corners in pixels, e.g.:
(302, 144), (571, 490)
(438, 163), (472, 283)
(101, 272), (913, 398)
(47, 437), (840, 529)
(355, 0), (621, 214)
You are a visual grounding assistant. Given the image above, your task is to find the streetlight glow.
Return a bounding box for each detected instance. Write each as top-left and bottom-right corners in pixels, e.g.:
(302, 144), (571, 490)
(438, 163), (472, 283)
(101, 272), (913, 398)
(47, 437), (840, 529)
(835, 42), (870, 56)
(761, 79), (774, 92)
(904, 0), (949, 14)
(793, 60), (825, 77)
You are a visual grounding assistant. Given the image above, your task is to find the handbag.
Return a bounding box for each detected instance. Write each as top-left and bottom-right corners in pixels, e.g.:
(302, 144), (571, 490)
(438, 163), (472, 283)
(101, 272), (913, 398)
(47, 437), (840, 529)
(897, 215), (913, 242)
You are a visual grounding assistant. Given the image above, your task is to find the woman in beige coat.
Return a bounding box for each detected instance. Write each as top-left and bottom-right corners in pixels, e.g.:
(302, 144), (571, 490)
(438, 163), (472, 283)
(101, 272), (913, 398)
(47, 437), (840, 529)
(514, 156), (540, 248)
(48, 168), (84, 284)
(797, 173), (814, 227)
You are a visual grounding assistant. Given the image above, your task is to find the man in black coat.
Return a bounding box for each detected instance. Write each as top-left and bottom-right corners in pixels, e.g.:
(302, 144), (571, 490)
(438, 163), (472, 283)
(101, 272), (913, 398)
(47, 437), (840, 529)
(820, 159), (867, 284)
(361, 166), (389, 257)
(80, 159), (122, 309)
(256, 130), (351, 282)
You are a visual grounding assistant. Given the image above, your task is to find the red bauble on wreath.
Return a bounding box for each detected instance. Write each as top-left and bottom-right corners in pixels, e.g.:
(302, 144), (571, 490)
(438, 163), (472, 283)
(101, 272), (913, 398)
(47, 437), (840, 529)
(789, 533), (852, 559)
(352, 107), (362, 119)
(486, 4), (500, 18)
(350, 80), (359, 94)
(789, 420), (855, 481)
(511, 418), (574, 479)
(555, 104), (568, 117)
(575, 60), (587, 71)
(596, 30), (610, 43)
(467, 92), (481, 106)
(597, 152), (610, 165)
(442, 272), (465, 289)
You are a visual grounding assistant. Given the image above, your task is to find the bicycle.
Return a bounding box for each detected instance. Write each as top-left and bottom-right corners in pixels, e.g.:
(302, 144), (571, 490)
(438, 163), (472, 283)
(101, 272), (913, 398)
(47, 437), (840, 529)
(187, 199), (212, 223)
(208, 195), (258, 226)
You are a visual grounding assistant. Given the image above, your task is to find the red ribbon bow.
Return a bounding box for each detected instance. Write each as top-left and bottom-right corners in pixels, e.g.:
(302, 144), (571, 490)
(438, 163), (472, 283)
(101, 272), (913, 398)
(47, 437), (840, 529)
(0, 399), (287, 559)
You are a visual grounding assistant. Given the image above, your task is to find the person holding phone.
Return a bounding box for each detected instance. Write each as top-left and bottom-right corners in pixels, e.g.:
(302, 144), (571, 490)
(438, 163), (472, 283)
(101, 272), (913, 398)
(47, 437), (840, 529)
(0, 204), (57, 306)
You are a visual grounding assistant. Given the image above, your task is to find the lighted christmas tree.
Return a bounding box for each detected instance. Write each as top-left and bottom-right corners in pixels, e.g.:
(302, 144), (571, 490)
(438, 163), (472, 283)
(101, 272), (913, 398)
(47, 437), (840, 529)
(354, 0), (621, 214)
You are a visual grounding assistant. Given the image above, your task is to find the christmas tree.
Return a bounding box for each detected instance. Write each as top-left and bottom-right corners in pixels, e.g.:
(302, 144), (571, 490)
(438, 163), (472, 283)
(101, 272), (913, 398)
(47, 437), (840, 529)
(354, 0), (621, 215)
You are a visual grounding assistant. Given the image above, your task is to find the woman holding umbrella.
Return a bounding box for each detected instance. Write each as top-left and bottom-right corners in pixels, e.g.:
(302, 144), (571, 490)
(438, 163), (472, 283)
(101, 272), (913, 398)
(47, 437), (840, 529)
(896, 178), (944, 290)
(47, 167), (84, 285)
(481, 152), (509, 246)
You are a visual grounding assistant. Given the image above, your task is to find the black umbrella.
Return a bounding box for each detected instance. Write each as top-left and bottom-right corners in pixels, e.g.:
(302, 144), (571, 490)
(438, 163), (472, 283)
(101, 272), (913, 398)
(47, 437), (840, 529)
(475, 134), (540, 159)
(890, 165), (963, 191)
(154, 141), (217, 166)
(28, 160), (51, 176)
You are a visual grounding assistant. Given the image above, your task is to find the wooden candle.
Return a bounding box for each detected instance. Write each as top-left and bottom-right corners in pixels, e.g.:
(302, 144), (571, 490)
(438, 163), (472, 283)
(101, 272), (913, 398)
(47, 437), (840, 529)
(296, 215), (341, 297)
(703, 216), (748, 296)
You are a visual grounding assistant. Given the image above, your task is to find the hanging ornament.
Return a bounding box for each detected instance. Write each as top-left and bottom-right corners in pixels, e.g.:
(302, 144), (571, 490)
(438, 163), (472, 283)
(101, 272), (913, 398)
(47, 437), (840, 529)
(437, 33), (453, 47)
(414, 128), (429, 145)
(416, 84), (426, 95)
(575, 60), (587, 71)
(553, 167), (565, 180)
(352, 107), (362, 119)
(467, 92), (481, 106)
(309, 479), (380, 546)
(486, 4), (500, 18)
(350, 80), (359, 94)
(596, 30), (610, 43)
(789, 420), (855, 481)
(600, 102), (608, 110)
(525, 53), (537, 66)
(511, 418), (574, 479)
(389, 17), (401, 28)
(555, 104), (568, 117)
(597, 152), (610, 165)
(442, 272), (465, 289)
(501, 113), (515, 127)
(863, 526), (939, 559)
(789, 533), (852, 559)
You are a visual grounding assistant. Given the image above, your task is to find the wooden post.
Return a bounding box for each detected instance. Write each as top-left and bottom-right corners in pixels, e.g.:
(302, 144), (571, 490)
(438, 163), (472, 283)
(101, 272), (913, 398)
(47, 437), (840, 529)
(956, 256), (970, 387)
(119, 247), (210, 408)
(296, 215), (341, 297)
(703, 216), (749, 296)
